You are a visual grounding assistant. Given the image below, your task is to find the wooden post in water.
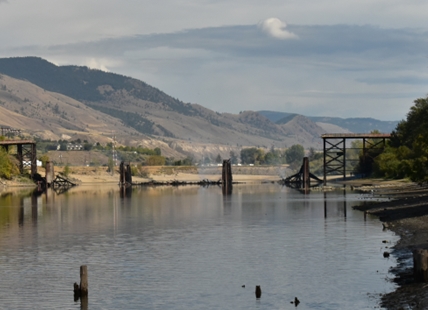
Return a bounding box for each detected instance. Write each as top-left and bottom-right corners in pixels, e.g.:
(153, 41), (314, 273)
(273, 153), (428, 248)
(125, 163), (132, 184)
(80, 265), (88, 296)
(45, 161), (54, 187)
(119, 162), (132, 186)
(222, 159), (232, 195)
(413, 249), (428, 282)
(302, 157), (309, 189)
(255, 285), (262, 298)
(119, 161), (125, 186)
(74, 265), (88, 304)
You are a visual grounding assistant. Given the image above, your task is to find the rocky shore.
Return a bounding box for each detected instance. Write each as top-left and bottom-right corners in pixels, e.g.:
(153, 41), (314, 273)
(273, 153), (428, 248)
(348, 180), (428, 309)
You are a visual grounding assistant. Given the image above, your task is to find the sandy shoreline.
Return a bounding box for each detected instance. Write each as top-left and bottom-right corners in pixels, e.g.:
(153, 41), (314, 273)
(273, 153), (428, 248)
(0, 166), (284, 187)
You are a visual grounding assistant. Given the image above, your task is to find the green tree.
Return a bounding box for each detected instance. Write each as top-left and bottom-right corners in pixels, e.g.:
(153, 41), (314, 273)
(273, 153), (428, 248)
(390, 97), (428, 149)
(375, 96), (428, 181)
(353, 130), (385, 177)
(83, 143), (93, 151)
(63, 164), (70, 177)
(229, 151), (238, 164)
(240, 148), (264, 165)
(107, 157), (114, 174)
(0, 148), (19, 179)
(215, 153), (222, 164)
(182, 156), (194, 166)
(146, 155), (166, 166)
(284, 144), (304, 168)
(59, 142), (67, 151)
(264, 149), (281, 165)
(38, 155), (50, 168)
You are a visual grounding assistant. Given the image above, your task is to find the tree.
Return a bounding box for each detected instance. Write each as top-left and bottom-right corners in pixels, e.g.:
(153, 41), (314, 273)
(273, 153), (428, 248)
(0, 148), (19, 179)
(63, 164), (70, 177)
(59, 142), (67, 151)
(353, 130), (385, 177)
(215, 153), (222, 164)
(284, 144), (304, 168)
(107, 157), (114, 174)
(264, 149), (281, 165)
(182, 156), (194, 166)
(390, 97), (428, 149)
(146, 155), (166, 166)
(230, 151), (238, 164)
(240, 148), (264, 165)
(83, 143), (93, 151)
(375, 96), (428, 182)
(38, 155), (50, 168)
(203, 156), (211, 165)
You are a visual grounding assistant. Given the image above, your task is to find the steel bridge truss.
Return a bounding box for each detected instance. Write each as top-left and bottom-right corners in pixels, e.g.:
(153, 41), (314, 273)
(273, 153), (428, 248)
(322, 133), (391, 184)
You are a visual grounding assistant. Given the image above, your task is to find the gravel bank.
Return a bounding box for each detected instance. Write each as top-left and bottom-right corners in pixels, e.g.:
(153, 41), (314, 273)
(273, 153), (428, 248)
(349, 180), (428, 309)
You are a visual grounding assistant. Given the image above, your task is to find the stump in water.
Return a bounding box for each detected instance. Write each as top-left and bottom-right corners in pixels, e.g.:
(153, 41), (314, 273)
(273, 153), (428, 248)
(255, 285), (262, 298)
(413, 249), (428, 282)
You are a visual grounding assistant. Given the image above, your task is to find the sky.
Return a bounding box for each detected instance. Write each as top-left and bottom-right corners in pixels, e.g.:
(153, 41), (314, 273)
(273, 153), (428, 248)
(0, 1), (428, 121)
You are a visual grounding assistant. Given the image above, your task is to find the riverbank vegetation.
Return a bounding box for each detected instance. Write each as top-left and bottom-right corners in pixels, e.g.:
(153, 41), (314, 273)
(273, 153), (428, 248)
(0, 146), (19, 179)
(373, 96), (428, 182)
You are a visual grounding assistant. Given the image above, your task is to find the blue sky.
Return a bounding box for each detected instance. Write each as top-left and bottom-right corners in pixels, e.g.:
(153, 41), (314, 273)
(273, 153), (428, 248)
(1, 0), (428, 121)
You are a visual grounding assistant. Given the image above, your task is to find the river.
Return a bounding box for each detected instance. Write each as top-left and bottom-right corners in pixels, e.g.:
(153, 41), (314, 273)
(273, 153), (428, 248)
(0, 183), (398, 309)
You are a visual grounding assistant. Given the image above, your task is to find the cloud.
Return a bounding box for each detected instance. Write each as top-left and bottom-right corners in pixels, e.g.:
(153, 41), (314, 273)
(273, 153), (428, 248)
(85, 58), (111, 72)
(0, 0), (8, 3)
(1, 23), (426, 121)
(259, 18), (297, 39)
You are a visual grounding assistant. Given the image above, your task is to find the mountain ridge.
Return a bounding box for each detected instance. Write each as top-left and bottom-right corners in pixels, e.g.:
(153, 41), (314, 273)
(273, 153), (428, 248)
(0, 57), (398, 160)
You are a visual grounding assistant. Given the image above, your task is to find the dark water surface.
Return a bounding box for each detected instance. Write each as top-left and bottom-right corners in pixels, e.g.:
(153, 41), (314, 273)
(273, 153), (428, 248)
(0, 184), (397, 309)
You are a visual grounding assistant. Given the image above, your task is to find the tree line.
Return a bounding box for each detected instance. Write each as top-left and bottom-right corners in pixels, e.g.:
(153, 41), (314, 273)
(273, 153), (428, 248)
(371, 96), (428, 182)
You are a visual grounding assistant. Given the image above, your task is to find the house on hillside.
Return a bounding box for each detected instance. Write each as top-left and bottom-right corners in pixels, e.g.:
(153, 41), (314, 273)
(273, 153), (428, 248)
(66, 143), (83, 151)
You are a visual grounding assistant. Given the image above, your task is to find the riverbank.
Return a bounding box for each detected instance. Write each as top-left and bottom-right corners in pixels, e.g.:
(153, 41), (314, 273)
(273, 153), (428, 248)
(344, 179), (428, 309)
(0, 165), (285, 187)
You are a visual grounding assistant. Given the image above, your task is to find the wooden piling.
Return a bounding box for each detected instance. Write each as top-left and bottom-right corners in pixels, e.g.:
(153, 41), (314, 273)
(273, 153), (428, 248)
(119, 161), (125, 186)
(74, 265), (88, 298)
(255, 285), (262, 298)
(119, 161), (132, 186)
(45, 161), (54, 187)
(80, 265), (88, 295)
(125, 164), (132, 184)
(302, 157), (309, 189)
(222, 159), (232, 195)
(413, 249), (428, 282)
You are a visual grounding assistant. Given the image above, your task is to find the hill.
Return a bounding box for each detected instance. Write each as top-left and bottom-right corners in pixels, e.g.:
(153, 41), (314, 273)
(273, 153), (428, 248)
(258, 110), (398, 133)
(0, 57), (397, 161)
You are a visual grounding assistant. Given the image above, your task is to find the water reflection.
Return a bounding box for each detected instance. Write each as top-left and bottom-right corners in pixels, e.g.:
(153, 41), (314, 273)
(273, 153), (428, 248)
(120, 185), (132, 199)
(0, 184), (398, 309)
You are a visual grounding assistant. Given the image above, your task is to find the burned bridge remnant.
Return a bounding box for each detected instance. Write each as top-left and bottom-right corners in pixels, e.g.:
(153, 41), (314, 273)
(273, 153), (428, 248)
(322, 133), (391, 185)
(281, 157), (322, 190)
(119, 161), (132, 186)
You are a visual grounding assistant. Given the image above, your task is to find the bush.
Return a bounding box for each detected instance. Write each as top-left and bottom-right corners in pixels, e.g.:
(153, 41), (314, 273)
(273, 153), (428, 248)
(145, 155), (166, 166)
(0, 148), (19, 179)
(63, 164), (70, 177)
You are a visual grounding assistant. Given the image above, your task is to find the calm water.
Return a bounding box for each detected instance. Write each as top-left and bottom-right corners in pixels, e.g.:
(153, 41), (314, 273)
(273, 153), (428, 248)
(0, 184), (398, 309)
